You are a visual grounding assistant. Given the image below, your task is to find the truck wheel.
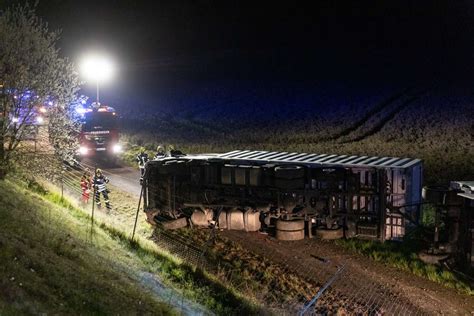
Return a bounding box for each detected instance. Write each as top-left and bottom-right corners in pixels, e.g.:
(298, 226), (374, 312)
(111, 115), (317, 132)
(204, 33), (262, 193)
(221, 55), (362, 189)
(276, 229), (305, 241)
(191, 209), (213, 227)
(276, 219), (305, 231)
(161, 217), (188, 230)
(316, 227), (343, 240)
(275, 219), (305, 241)
(274, 165), (305, 180)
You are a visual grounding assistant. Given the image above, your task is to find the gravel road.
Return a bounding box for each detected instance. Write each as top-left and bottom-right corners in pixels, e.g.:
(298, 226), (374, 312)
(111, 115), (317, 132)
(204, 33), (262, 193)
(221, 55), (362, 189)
(82, 158), (142, 197)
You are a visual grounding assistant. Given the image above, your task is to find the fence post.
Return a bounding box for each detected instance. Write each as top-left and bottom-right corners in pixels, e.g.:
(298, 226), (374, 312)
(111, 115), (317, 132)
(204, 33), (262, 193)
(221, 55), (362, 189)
(60, 166), (64, 201)
(90, 166), (97, 242)
(132, 185), (144, 241)
(34, 125), (38, 153)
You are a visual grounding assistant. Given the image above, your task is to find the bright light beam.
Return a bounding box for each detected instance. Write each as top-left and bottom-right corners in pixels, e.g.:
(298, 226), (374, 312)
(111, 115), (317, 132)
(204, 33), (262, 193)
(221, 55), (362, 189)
(80, 53), (115, 102)
(80, 54), (115, 83)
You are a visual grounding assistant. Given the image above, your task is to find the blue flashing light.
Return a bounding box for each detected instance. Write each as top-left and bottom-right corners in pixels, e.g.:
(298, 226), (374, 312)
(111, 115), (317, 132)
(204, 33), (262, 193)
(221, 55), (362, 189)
(76, 107), (87, 115)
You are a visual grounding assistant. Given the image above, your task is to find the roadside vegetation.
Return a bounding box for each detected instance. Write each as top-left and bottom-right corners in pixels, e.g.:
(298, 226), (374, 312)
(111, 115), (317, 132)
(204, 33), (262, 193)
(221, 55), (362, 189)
(335, 238), (474, 295)
(9, 175), (262, 315)
(0, 179), (175, 315)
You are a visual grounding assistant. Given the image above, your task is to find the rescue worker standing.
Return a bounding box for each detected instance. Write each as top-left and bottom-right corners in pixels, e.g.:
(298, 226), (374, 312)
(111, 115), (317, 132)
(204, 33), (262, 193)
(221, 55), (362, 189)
(167, 144), (184, 157)
(136, 151), (149, 177)
(166, 145), (174, 157)
(80, 170), (92, 204)
(154, 145), (165, 159)
(93, 169), (111, 210)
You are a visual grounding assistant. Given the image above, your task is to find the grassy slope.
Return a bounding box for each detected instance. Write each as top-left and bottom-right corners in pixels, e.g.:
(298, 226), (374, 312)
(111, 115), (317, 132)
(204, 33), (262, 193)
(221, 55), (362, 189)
(0, 179), (174, 315)
(3, 175), (260, 315)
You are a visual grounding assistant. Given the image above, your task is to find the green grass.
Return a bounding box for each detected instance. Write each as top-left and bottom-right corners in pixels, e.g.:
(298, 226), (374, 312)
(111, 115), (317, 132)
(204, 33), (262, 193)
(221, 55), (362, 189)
(97, 224), (261, 315)
(0, 179), (175, 315)
(335, 238), (474, 295)
(5, 176), (261, 315)
(421, 204), (436, 227)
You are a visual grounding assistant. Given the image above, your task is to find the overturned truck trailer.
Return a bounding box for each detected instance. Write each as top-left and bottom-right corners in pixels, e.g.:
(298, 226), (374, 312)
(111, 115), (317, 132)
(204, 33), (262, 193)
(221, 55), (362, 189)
(142, 150), (422, 241)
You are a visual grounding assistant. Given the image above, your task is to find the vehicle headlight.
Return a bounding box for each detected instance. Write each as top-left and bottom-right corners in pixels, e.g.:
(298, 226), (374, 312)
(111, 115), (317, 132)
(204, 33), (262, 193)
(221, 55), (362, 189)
(112, 144), (122, 153)
(78, 146), (88, 155)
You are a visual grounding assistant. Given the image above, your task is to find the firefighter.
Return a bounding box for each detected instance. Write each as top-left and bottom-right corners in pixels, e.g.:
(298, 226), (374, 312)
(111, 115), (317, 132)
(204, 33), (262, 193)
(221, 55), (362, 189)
(93, 168), (111, 210)
(80, 170), (92, 204)
(166, 145), (174, 157)
(154, 145), (165, 159)
(167, 144), (184, 157)
(136, 151), (149, 177)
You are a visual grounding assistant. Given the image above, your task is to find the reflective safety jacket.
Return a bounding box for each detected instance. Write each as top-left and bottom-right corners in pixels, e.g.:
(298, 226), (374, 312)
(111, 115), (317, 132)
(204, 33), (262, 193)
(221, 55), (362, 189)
(80, 177), (91, 192)
(136, 153), (149, 169)
(93, 174), (109, 192)
(154, 152), (165, 160)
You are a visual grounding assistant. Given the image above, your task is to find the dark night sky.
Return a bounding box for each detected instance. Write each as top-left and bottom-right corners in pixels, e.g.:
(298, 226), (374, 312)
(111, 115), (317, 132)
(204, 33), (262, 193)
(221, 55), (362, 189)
(3, 0), (474, 107)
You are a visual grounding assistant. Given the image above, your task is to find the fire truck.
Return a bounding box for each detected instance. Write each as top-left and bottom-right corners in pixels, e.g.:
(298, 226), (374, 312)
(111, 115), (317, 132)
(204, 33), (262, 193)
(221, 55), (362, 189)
(77, 103), (122, 159)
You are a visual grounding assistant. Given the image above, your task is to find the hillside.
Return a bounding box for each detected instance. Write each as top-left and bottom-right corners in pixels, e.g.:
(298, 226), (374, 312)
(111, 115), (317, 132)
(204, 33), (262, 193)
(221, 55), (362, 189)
(0, 179), (176, 315)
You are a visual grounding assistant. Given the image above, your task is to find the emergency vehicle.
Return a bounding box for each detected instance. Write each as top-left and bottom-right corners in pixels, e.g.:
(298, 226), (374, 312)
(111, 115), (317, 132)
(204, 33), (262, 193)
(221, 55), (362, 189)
(77, 102), (122, 158)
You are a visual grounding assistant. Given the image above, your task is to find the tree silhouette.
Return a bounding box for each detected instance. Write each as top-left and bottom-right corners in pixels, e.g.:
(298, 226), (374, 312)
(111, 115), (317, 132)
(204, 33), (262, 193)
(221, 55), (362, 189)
(0, 4), (81, 179)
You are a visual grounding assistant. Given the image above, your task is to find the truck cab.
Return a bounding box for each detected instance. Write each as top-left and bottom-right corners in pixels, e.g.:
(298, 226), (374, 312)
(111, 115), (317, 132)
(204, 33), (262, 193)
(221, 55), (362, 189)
(78, 103), (121, 158)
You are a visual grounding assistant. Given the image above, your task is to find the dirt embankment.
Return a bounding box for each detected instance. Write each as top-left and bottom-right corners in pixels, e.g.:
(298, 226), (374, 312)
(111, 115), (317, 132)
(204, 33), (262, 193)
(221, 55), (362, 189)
(222, 230), (474, 315)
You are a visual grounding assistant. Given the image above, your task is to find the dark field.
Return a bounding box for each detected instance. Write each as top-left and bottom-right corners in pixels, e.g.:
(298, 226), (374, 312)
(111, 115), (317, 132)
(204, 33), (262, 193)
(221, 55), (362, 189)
(116, 80), (473, 184)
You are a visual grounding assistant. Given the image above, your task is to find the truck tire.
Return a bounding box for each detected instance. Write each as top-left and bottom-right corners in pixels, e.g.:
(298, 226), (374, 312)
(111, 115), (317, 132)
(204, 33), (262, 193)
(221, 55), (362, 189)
(276, 219), (305, 241)
(316, 227), (343, 240)
(218, 211), (228, 229)
(161, 217), (188, 230)
(227, 209), (245, 230)
(191, 209), (213, 227)
(276, 219), (305, 231)
(243, 209), (261, 232)
(274, 165), (305, 180)
(276, 229), (305, 241)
